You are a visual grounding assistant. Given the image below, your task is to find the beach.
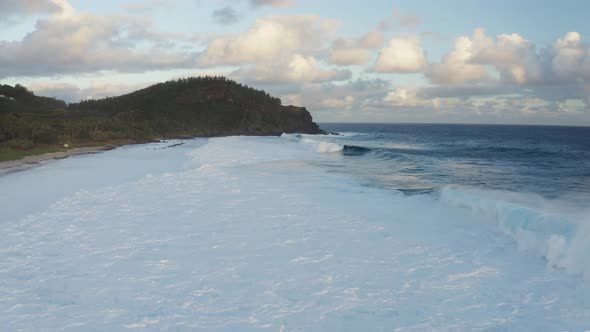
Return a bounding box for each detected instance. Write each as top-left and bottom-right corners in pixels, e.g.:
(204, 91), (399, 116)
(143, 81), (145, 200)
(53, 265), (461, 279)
(0, 146), (115, 176)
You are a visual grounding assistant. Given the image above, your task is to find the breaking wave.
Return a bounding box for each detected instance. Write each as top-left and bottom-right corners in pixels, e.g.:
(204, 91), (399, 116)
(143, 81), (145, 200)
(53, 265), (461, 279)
(440, 186), (590, 278)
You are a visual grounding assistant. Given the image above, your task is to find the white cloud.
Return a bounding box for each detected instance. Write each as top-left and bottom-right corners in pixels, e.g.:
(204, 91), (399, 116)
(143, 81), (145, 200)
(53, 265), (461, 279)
(123, 0), (166, 13)
(330, 31), (384, 65)
(320, 95), (355, 109)
(0, 0), (194, 78)
(383, 88), (423, 107)
(272, 79), (391, 114)
(200, 15), (348, 84)
(231, 54), (351, 83)
(551, 32), (590, 82)
(330, 48), (372, 66)
(0, 0), (61, 20)
(281, 93), (303, 106)
(427, 32), (490, 85)
(287, 54), (340, 81)
(200, 15), (339, 66)
(28, 81), (150, 102)
(472, 31), (542, 84)
(427, 29), (590, 87)
(250, 0), (296, 8)
(373, 37), (427, 73)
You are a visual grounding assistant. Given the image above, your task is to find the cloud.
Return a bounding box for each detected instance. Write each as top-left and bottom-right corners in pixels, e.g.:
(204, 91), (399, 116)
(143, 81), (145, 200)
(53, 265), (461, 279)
(427, 31), (491, 85)
(0, 0), (194, 78)
(467, 29), (542, 84)
(320, 95), (355, 109)
(399, 15), (420, 28)
(250, 0), (296, 8)
(28, 81), (151, 102)
(330, 31), (384, 65)
(551, 32), (590, 82)
(231, 54), (351, 83)
(199, 15), (339, 66)
(0, 0), (61, 20)
(373, 37), (428, 73)
(427, 29), (590, 87)
(382, 88), (444, 108)
(123, 0), (166, 13)
(275, 78), (391, 112)
(212, 6), (240, 25)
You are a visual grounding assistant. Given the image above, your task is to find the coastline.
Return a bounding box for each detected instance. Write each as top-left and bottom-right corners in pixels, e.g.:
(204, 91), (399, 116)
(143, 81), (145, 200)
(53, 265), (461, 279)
(0, 129), (327, 177)
(0, 146), (116, 176)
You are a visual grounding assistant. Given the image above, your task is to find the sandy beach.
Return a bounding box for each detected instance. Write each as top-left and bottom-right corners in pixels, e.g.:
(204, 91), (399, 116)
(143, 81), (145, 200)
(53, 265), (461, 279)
(0, 146), (115, 176)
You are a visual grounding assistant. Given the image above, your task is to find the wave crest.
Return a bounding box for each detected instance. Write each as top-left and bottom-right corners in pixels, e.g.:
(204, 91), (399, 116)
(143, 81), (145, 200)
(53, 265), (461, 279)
(440, 186), (590, 278)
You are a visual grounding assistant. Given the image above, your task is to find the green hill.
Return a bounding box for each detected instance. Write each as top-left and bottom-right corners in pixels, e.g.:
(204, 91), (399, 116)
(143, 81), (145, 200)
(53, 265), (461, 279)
(0, 77), (323, 160)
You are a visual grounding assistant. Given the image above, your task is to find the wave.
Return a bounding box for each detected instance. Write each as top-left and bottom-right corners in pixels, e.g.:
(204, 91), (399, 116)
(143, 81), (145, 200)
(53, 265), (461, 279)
(342, 145), (372, 156)
(323, 139), (585, 162)
(313, 141), (372, 155)
(316, 141), (344, 153)
(440, 185), (590, 279)
(334, 132), (369, 137)
(280, 133), (302, 141)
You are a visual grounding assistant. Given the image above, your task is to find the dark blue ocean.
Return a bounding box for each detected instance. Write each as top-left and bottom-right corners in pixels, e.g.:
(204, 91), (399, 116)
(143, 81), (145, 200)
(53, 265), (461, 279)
(319, 123), (590, 201)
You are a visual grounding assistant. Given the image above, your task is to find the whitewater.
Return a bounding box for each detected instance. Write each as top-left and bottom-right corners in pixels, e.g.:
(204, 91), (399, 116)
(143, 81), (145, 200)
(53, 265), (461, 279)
(1, 132), (590, 331)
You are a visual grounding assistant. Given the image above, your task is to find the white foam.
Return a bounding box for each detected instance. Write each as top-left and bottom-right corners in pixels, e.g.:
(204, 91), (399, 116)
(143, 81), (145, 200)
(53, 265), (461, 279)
(299, 138), (343, 153)
(316, 141), (344, 153)
(440, 185), (590, 278)
(1, 136), (590, 330)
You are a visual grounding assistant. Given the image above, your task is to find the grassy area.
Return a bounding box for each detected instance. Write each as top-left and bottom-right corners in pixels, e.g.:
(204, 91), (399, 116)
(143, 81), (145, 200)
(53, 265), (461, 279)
(0, 138), (160, 163)
(0, 146), (65, 162)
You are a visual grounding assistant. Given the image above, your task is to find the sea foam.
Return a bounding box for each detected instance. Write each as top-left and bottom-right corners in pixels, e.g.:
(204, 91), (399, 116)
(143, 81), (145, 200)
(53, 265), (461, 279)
(440, 185), (590, 278)
(1, 136), (589, 331)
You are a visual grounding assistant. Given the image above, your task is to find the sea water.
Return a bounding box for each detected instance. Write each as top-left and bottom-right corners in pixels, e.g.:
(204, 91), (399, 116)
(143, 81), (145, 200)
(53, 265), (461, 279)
(0, 124), (589, 330)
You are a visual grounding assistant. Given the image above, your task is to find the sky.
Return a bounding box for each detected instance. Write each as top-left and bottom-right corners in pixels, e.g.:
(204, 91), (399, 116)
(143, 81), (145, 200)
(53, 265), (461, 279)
(1, 0), (590, 125)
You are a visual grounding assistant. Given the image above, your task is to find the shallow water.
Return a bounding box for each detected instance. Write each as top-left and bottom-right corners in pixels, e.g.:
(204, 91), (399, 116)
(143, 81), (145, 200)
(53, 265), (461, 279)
(0, 128), (589, 331)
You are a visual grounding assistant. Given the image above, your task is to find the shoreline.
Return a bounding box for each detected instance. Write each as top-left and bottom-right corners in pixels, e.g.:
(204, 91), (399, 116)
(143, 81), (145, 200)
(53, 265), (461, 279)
(0, 146), (116, 176)
(0, 131), (327, 177)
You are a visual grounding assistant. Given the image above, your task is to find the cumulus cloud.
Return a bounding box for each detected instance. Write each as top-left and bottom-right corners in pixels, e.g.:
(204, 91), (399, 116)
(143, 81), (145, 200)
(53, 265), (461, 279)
(472, 32), (542, 84)
(231, 54), (351, 83)
(427, 33), (491, 85)
(382, 88), (424, 107)
(329, 31), (384, 65)
(320, 95), (355, 109)
(427, 29), (590, 87)
(0, 0), (194, 78)
(381, 88), (460, 109)
(0, 0), (61, 20)
(373, 37), (428, 73)
(28, 81), (151, 102)
(274, 79), (390, 112)
(281, 93), (303, 106)
(123, 0), (166, 13)
(199, 15), (339, 66)
(250, 0), (296, 8)
(212, 6), (240, 25)
(550, 32), (590, 82)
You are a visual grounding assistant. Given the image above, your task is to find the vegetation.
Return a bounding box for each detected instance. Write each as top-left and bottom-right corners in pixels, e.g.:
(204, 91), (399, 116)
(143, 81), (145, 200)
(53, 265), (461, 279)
(0, 76), (322, 161)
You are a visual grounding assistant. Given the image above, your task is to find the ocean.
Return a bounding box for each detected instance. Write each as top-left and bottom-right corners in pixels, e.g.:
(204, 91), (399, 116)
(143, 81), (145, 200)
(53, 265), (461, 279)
(1, 123), (589, 330)
(319, 123), (590, 199)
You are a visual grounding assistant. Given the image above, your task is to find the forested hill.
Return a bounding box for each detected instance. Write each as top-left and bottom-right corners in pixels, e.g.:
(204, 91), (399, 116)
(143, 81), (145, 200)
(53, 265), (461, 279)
(0, 77), (324, 151)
